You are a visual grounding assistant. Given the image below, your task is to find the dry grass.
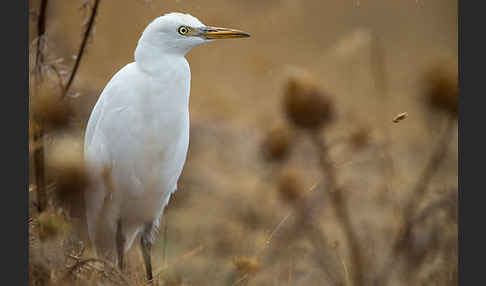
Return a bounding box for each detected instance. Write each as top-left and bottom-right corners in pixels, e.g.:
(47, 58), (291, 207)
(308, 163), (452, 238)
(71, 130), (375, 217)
(29, 0), (457, 285)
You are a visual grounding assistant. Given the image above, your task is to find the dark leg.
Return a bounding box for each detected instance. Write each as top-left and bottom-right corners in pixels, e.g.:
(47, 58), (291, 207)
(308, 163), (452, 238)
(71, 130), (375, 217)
(116, 219), (125, 271)
(141, 223), (154, 282)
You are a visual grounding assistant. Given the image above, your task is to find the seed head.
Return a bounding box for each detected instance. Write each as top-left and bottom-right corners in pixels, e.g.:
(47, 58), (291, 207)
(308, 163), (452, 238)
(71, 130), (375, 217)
(261, 127), (293, 161)
(32, 86), (71, 131)
(283, 74), (334, 130)
(349, 126), (370, 150)
(423, 63), (458, 117)
(47, 136), (88, 203)
(277, 168), (305, 203)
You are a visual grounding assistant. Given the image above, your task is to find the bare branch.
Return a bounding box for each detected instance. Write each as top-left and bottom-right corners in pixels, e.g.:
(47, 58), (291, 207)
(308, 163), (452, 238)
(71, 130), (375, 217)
(31, 0), (50, 214)
(63, 0), (102, 97)
(35, 0), (49, 74)
(375, 116), (456, 285)
(310, 132), (364, 286)
(63, 257), (131, 286)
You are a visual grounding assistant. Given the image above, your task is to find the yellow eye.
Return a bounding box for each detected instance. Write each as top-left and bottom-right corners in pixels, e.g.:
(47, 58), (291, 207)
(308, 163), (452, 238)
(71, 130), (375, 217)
(178, 26), (189, 35)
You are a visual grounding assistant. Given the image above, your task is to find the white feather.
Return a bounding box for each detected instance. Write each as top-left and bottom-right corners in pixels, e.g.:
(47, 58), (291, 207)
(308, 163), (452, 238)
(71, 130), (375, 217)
(84, 13), (201, 255)
(83, 12), (249, 266)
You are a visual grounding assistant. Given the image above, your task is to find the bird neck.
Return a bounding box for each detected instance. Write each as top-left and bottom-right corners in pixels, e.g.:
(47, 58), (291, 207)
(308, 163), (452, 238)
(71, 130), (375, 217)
(134, 43), (191, 110)
(134, 41), (189, 75)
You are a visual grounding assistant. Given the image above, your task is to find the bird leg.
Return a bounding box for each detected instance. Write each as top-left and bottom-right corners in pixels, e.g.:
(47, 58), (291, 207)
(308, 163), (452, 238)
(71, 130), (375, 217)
(141, 223), (154, 282)
(116, 219), (125, 271)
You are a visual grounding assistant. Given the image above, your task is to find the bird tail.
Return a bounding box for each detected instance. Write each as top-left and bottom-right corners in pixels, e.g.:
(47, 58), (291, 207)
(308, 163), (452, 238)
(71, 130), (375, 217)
(85, 165), (119, 262)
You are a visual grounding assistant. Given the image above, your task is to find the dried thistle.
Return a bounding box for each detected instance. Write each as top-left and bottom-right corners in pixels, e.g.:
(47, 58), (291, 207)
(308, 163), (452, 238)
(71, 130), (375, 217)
(277, 168), (305, 204)
(47, 136), (88, 203)
(423, 63), (458, 117)
(232, 256), (261, 276)
(261, 127), (293, 161)
(32, 86), (71, 131)
(283, 74), (334, 130)
(349, 126), (371, 150)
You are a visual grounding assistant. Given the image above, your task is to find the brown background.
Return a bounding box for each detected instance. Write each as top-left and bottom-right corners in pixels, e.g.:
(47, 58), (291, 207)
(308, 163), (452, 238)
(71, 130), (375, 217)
(29, 0), (457, 285)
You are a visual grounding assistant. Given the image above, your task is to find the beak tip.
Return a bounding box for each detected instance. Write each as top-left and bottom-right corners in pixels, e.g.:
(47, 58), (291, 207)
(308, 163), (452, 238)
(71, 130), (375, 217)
(202, 27), (251, 39)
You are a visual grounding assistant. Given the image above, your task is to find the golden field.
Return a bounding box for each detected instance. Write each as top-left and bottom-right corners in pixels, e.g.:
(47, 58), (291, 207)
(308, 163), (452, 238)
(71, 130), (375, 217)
(29, 0), (457, 285)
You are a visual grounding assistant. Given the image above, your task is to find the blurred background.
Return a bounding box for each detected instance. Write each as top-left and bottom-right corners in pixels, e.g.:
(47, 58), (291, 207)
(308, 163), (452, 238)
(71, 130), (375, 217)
(29, 0), (457, 285)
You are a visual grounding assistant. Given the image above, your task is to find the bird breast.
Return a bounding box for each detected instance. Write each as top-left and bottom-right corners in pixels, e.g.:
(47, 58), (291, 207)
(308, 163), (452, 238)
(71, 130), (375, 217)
(124, 91), (190, 198)
(104, 62), (191, 202)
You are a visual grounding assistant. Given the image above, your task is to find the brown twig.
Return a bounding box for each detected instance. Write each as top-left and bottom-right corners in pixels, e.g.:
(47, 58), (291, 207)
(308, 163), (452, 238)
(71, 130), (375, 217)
(63, 0), (102, 97)
(252, 180), (344, 285)
(31, 0), (50, 214)
(412, 193), (456, 225)
(262, 177), (346, 285)
(304, 221), (346, 286)
(46, 63), (66, 92)
(33, 126), (47, 213)
(63, 257), (131, 286)
(378, 137), (395, 194)
(35, 0), (49, 75)
(375, 116), (456, 285)
(260, 180), (321, 255)
(232, 273), (250, 286)
(406, 117), (456, 207)
(153, 245), (205, 278)
(310, 131), (364, 286)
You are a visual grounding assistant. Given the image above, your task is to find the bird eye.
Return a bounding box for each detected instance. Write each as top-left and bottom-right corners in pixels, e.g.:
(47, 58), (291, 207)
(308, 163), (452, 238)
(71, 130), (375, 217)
(178, 26), (189, 35)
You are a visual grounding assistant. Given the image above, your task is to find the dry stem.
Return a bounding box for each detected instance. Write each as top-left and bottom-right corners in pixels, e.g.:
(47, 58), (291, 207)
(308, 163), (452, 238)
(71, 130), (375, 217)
(31, 0), (50, 213)
(35, 0), (49, 75)
(63, 0), (102, 97)
(375, 116), (456, 285)
(63, 257), (131, 286)
(310, 131), (364, 286)
(33, 126), (47, 213)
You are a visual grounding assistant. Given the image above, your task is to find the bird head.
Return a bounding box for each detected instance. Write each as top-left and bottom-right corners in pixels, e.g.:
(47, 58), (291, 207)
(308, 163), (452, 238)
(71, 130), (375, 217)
(136, 12), (250, 57)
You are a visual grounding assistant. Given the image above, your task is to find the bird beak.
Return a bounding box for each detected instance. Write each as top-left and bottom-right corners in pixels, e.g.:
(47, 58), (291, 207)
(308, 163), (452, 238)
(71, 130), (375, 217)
(199, 26), (250, 39)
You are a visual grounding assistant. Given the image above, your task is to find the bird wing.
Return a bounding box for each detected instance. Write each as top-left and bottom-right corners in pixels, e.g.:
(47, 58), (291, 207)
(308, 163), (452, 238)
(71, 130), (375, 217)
(84, 62), (138, 163)
(84, 92), (105, 154)
(84, 91), (103, 151)
(83, 63), (137, 242)
(84, 61), (189, 243)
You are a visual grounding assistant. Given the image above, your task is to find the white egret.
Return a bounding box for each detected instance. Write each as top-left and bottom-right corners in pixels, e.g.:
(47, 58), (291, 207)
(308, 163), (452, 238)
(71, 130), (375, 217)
(83, 12), (249, 281)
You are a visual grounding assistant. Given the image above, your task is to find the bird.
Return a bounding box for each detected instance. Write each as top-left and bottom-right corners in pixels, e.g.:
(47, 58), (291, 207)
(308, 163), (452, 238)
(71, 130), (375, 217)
(83, 12), (249, 281)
